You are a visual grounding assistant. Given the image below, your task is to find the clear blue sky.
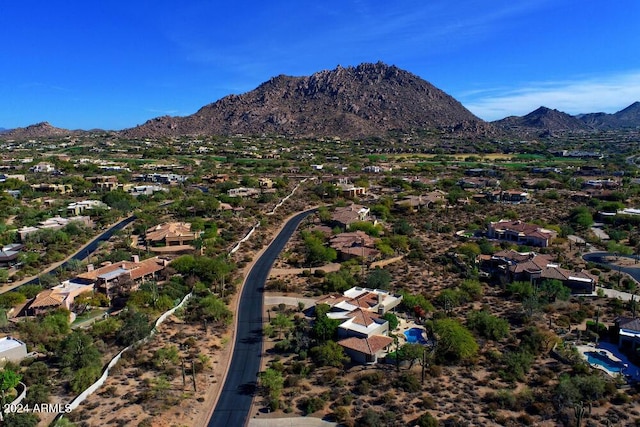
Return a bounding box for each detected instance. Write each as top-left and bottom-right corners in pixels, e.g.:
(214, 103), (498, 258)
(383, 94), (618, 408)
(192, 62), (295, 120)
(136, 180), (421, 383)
(2, 0), (639, 130)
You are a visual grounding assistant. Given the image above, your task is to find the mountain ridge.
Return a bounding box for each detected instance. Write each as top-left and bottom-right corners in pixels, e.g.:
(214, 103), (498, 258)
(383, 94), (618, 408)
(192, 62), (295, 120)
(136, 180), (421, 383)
(1, 63), (639, 140)
(120, 62), (493, 139)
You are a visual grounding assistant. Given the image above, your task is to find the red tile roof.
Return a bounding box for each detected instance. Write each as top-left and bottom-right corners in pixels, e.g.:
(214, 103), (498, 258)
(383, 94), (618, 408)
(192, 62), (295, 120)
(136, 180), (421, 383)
(347, 308), (381, 327)
(338, 335), (394, 355)
(28, 289), (65, 309)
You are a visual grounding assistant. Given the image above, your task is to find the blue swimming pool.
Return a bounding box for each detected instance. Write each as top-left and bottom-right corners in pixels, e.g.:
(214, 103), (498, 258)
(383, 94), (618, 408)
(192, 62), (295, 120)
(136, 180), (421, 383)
(404, 327), (427, 344)
(585, 351), (625, 374)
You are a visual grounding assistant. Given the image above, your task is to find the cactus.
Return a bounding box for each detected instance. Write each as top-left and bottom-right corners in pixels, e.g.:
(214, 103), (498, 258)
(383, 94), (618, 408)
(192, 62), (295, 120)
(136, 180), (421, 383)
(574, 401), (586, 427)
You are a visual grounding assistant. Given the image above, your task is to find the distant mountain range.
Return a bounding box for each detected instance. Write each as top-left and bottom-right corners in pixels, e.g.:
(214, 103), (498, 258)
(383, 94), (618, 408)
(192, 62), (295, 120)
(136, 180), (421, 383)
(493, 103), (640, 134)
(1, 63), (639, 140)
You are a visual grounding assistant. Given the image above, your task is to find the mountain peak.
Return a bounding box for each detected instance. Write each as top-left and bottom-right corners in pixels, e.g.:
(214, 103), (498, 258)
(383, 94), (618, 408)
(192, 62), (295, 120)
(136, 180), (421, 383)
(122, 62), (493, 139)
(1, 121), (75, 139)
(494, 106), (591, 132)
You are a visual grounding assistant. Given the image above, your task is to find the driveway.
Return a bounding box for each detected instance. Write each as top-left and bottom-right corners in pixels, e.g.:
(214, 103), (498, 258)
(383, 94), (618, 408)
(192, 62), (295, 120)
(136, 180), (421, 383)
(264, 296), (317, 309)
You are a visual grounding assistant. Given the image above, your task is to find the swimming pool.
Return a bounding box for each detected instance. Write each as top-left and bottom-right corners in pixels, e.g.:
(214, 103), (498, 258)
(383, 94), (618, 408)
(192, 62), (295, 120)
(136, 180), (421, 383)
(404, 327), (427, 344)
(585, 351), (626, 374)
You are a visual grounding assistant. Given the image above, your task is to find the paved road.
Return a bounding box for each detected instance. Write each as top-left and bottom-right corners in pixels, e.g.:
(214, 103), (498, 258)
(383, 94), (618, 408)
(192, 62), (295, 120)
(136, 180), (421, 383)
(207, 209), (315, 427)
(583, 252), (640, 283)
(0, 215), (136, 293)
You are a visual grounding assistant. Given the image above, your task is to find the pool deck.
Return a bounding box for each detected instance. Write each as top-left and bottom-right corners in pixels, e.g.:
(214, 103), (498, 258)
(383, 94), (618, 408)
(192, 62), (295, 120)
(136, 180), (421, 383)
(576, 342), (640, 381)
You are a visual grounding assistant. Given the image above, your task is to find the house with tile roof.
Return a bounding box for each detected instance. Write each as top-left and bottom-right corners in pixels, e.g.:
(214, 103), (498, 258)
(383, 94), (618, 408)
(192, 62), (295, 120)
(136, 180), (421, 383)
(23, 281), (95, 316)
(488, 219), (557, 247)
(394, 190), (447, 211)
(145, 222), (201, 247)
(329, 231), (380, 261)
(331, 204), (372, 230)
(76, 255), (168, 299)
(317, 286), (402, 364)
(338, 335), (395, 364)
(478, 249), (597, 293)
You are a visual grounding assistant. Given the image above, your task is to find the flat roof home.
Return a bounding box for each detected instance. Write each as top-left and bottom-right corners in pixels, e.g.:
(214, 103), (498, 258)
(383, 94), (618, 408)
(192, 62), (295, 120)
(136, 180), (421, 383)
(0, 336), (28, 363)
(67, 200), (109, 216)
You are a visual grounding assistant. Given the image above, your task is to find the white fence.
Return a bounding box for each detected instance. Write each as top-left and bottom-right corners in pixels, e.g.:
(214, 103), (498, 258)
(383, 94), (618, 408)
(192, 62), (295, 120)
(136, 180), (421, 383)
(0, 382), (27, 421)
(53, 179), (305, 422)
(231, 178), (306, 254)
(57, 292), (193, 417)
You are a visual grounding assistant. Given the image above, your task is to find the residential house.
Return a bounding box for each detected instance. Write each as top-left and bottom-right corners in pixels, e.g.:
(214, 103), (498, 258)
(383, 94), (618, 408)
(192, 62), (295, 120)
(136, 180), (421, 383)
(487, 219), (557, 248)
(522, 178), (562, 189)
(0, 244), (24, 267)
(317, 289), (402, 318)
(0, 336), (28, 363)
(317, 286), (402, 364)
(203, 174), (230, 183)
(465, 168), (500, 177)
(334, 335), (394, 364)
(499, 190), (530, 204)
(87, 175), (119, 191)
(145, 222), (201, 247)
(30, 162), (56, 173)
(133, 173), (186, 184)
(18, 216), (93, 241)
(395, 190), (446, 211)
(329, 231), (379, 261)
(362, 166), (382, 173)
(0, 174), (25, 182)
(129, 185), (168, 197)
(23, 281), (95, 316)
(67, 200), (109, 215)
(478, 249), (598, 293)
(331, 204), (371, 230)
(76, 256), (168, 299)
(335, 178), (366, 198)
(614, 317), (640, 358)
(258, 178), (273, 189)
(458, 177), (500, 189)
(484, 190), (530, 204)
(30, 183), (72, 194)
(228, 187), (260, 198)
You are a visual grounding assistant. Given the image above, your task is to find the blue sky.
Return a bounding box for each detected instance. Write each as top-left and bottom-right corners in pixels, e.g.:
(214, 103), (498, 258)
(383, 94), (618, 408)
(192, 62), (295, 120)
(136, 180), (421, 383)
(2, 0), (639, 130)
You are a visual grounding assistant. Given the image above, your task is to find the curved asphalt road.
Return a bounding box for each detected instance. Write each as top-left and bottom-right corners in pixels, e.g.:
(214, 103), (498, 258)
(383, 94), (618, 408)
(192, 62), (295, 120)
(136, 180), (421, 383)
(1, 215), (137, 292)
(583, 251), (640, 282)
(208, 209), (315, 427)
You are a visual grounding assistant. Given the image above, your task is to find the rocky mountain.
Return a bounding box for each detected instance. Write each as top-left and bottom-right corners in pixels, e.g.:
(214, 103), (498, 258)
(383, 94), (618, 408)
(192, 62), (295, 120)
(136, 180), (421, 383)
(578, 102), (640, 129)
(494, 103), (640, 134)
(493, 107), (592, 134)
(121, 62), (494, 139)
(1, 122), (77, 140)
